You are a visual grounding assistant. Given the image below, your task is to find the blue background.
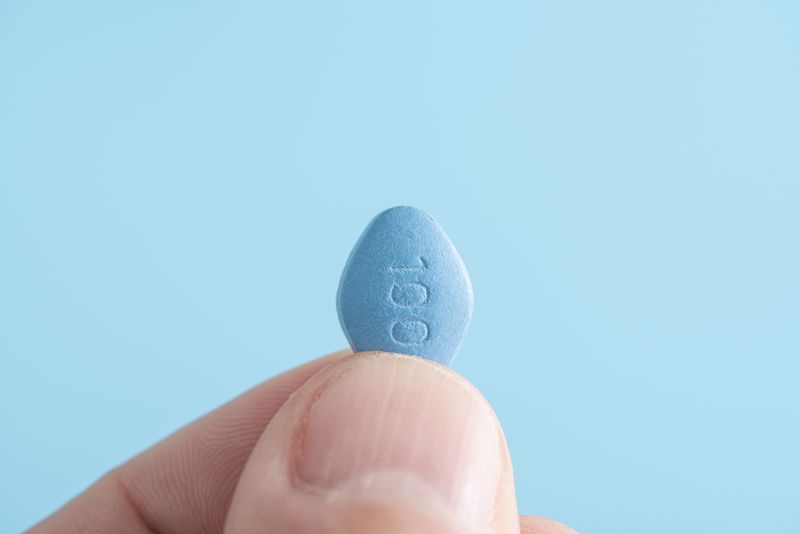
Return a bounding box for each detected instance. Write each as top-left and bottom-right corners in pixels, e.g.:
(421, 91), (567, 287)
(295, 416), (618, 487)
(2, 1), (799, 532)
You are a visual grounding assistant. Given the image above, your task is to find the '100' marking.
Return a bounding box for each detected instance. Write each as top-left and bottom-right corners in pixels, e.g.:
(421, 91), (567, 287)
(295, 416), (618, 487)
(389, 256), (429, 344)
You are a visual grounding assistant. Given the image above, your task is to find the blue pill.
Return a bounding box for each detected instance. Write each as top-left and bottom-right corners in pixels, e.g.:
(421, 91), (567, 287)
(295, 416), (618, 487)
(337, 206), (473, 366)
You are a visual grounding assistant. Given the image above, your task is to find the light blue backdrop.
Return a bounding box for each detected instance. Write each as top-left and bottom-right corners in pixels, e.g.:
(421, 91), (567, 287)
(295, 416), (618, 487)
(2, 1), (798, 532)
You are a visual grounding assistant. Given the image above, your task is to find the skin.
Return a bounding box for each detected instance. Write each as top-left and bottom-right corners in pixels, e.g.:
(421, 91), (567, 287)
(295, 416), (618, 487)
(27, 350), (578, 534)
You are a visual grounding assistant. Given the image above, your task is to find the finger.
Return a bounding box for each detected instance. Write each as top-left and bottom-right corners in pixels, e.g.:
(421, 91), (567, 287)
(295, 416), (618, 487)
(224, 351), (520, 534)
(520, 515), (579, 534)
(27, 350), (351, 534)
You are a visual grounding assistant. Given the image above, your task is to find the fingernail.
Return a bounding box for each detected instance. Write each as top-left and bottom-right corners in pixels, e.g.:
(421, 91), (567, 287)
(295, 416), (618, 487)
(297, 353), (501, 529)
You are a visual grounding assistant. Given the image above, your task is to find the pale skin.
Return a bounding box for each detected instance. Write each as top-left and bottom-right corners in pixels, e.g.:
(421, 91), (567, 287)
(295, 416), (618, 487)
(29, 351), (578, 534)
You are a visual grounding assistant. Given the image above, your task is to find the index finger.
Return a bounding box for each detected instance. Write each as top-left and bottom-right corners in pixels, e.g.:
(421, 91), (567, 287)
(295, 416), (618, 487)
(28, 350), (350, 534)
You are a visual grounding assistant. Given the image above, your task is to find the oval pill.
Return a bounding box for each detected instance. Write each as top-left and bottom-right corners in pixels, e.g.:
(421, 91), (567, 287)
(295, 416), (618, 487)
(336, 206), (473, 366)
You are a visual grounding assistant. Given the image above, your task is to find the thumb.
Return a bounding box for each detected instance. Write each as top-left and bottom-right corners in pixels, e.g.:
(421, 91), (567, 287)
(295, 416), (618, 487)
(224, 351), (520, 534)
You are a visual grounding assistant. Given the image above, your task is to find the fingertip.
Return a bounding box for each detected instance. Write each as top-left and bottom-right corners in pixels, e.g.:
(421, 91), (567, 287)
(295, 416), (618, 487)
(520, 515), (580, 534)
(224, 351), (520, 533)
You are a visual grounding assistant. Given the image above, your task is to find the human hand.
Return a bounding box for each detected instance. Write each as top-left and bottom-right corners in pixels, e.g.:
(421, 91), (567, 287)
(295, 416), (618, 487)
(29, 351), (576, 534)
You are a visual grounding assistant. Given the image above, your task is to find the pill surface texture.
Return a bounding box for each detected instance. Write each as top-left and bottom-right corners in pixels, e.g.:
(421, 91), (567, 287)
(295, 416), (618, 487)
(337, 206), (473, 366)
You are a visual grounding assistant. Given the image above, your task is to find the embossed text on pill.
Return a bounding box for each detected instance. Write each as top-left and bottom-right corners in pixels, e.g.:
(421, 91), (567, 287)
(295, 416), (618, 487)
(390, 282), (429, 307)
(389, 256), (428, 272)
(390, 320), (429, 344)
